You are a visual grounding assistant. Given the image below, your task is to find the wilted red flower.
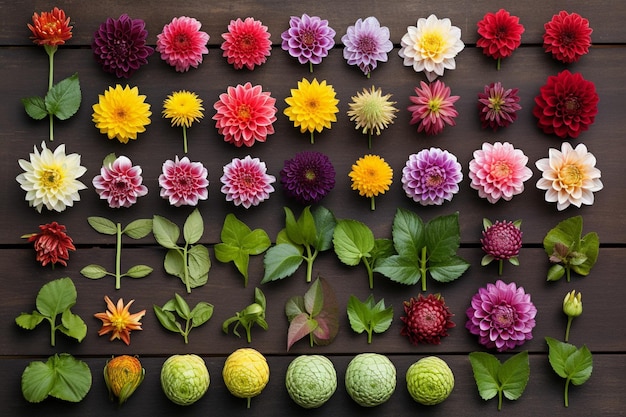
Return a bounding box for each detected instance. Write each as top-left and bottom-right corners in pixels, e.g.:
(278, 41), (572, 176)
(221, 17), (271, 70)
(401, 293), (455, 345)
(543, 11), (592, 63)
(23, 222), (75, 267)
(476, 9), (524, 69)
(28, 7), (72, 47)
(533, 70), (599, 138)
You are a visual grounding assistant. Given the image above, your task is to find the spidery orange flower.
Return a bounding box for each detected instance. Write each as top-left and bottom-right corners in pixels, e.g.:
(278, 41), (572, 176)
(94, 296), (146, 345)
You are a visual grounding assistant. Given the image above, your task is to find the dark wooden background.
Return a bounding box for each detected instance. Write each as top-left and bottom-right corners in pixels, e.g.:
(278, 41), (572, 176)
(1, 1), (624, 416)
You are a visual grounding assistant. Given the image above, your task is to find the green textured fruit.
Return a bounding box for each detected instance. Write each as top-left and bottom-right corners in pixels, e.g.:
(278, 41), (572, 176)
(285, 355), (337, 408)
(161, 354), (210, 406)
(345, 353), (396, 407)
(406, 356), (454, 405)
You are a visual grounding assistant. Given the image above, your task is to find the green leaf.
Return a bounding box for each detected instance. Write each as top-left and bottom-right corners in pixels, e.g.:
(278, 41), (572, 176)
(254, 287), (267, 311)
(183, 208), (204, 244)
(187, 244), (210, 288)
(391, 208), (425, 257)
(21, 354), (92, 403)
(261, 243), (304, 283)
(21, 360), (55, 403)
(304, 277), (325, 317)
(373, 254), (422, 285)
(190, 302), (214, 327)
(546, 337), (593, 385)
(242, 228), (272, 254)
(80, 264), (108, 279)
(469, 351), (530, 409)
(125, 265), (153, 279)
(122, 219), (153, 240)
(287, 313), (317, 350)
(333, 219), (375, 266)
(87, 216), (117, 235)
(312, 206), (336, 251)
(173, 293), (191, 318)
(15, 311), (45, 329)
(429, 256), (471, 283)
(543, 216), (583, 256)
(36, 277), (77, 318)
(499, 351), (530, 401)
(346, 294), (393, 342)
(153, 305), (181, 333)
(547, 264), (565, 281)
(59, 310), (87, 342)
(425, 212), (461, 262)
(297, 206), (318, 246)
(153, 215), (180, 249)
(284, 207), (305, 245)
(573, 232), (599, 276)
(45, 73), (81, 120)
(22, 96), (48, 120)
(101, 153), (117, 167)
(469, 352), (501, 400)
(164, 249), (185, 279)
(370, 238), (395, 267)
(285, 296), (306, 321)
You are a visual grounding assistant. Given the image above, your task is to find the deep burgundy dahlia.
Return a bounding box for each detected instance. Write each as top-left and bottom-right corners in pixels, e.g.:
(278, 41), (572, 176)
(401, 293), (455, 345)
(280, 151), (336, 204)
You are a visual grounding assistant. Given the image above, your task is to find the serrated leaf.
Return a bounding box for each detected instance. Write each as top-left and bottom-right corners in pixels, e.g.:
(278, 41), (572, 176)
(87, 216), (118, 235)
(125, 265), (153, 279)
(373, 254), (422, 285)
(261, 243), (303, 283)
(45, 73), (81, 120)
(391, 208), (425, 257)
(499, 351), (530, 401)
(80, 264), (108, 279)
(15, 311), (45, 329)
(153, 215), (180, 249)
(22, 96), (48, 120)
(183, 208), (204, 244)
(312, 205), (336, 251)
(469, 352), (501, 400)
(333, 219), (374, 266)
(425, 212), (461, 262)
(123, 219), (153, 240)
(429, 256), (471, 283)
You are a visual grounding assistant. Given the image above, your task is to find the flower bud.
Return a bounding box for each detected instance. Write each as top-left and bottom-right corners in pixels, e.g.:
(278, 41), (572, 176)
(104, 355), (145, 404)
(563, 290), (583, 318)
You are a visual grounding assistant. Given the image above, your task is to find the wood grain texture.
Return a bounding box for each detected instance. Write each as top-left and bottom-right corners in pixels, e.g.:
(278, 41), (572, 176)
(1, 1), (625, 415)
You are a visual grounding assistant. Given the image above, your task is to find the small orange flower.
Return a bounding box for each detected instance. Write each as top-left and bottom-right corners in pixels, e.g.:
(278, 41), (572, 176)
(28, 7), (73, 47)
(94, 296), (146, 345)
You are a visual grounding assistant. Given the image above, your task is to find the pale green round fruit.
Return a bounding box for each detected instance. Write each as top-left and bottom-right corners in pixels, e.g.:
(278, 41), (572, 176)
(285, 355), (337, 408)
(161, 354), (210, 406)
(345, 353), (396, 407)
(406, 356), (454, 405)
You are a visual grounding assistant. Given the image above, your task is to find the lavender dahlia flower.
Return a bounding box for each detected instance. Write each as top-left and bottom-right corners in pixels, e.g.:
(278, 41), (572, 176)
(92, 14), (154, 78)
(341, 17), (393, 77)
(466, 280), (537, 352)
(281, 14), (335, 71)
(280, 151), (335, 204)
(401, 148), (463, 205)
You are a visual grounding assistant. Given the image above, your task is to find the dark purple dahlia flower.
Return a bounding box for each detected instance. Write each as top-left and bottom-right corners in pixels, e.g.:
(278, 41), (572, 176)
(280, 151), (335, 204)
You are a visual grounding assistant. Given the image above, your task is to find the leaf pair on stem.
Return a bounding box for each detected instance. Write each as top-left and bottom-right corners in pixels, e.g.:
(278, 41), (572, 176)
(153, 293), (214, 344)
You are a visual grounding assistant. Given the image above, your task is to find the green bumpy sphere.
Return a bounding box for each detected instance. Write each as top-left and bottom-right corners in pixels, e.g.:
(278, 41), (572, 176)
(406, 356), (454, 405)
(160, 354), (210, 406)
(345, 353), (396, 407)
(285, 355), (337, 408)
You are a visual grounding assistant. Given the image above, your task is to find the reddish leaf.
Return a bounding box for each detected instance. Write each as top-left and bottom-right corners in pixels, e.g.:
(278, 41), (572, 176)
(287, 313), (316, 350)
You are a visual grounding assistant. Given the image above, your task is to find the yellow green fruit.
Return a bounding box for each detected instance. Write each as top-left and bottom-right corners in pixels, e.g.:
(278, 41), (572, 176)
(406, 356), (454, 405)
(104, 355), (144, 405)
(345, 353), (396, 407)
(285, 355), (337, 408)
(160, 354), (210, 406)
(222, 348), (269, 408)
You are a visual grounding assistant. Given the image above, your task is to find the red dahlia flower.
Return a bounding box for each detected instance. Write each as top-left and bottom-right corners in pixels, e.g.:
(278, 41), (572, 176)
(23, 222), (75, 267)
(221, 17), (272, 70)
(401, 293), (454, 345)
(28, 7), (72, 47)
(477, 9), (524, 70)
(533, 70), (599, 139)
(543, 11), (592, 63)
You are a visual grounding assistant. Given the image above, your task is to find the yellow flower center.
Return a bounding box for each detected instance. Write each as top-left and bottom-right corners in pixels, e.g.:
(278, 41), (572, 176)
(420, 31), (445, 58)
(428, 98), (442, 113)
(561, 164), (583, 186)
(111, 316), (127, 332)
(238, 34), (256, 51)
(42, 167), (63, 189)
(492, 161), (511, 179)
(305, 169), (316, 181)
(237, 104), (252, 121)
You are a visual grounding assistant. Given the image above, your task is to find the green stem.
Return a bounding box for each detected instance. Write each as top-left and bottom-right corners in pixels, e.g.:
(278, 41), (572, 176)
(497, 57), (501, 71)
(370, 196), (375, 211)
(183, 245), (191, 293)
(309, 331), (314, 347)
(498, 259), (503, 276)
(309, 62), (313, 73)
(368, 132), (372, 149)
(49, 318), (56, 347)
(364, 258), (374, 289)
(310, 130), (315, 144)
(183, 319), (191, 344)
(564, 378), (571, 407)
(367, 329), (372, 344)
(182, 126), (188, 153)
(498, 389), (503, 410)
(420, 246), (428, 292)
(247, 397), (251, 409)
(45, 45), (57, 141)
(245, 323), (252, 343)
(566, 266), (571, 283)
(304, 245), (317, 283)
(565, 316), (574, 342)
(115, 223), (122, 290)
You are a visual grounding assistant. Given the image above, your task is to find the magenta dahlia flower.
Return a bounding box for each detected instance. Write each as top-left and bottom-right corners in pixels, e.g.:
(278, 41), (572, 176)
(401, 148), (463, 206)
(543, 11), (592, 64)
(476, 9), (524, 70)
(533, 70), (599, 139)
(469, 142), (532, 203)
(158, 156), (208, 206)
(281, 14), (335, 72)
(156, 16), (209, 72)
(408, 80), (459, 136)
(213, 82), (277, 147)
(341, 16), (392, 77)
(220, 155), (276, 208)
(478, 82), (521, 131)
(92, 14), (154, 78)
(481, 219), (523, 275)
(221, 17), (271, 70)
(280, 151), (336, 204)
(92, 155), (148, 208)
(466, 280), (537, 352)
(401, 293), (455, 346)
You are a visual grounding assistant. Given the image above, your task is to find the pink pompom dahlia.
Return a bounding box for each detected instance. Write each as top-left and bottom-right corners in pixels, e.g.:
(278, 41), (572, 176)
(221, 17), (271, 70)
(543, 11), (592, 64)
(220, 155), (276, 208)
(213, 82), (277, 147)
(469, 142), (532, 203)
(156, 16), (209, 72)
(401, 148), (463, 206)
(158, 156), (208, 207)
(401, 293), (455, 346)
(408, 80), (459, 136)
(466, 280), (537, 352)
(92, 155), (148, 208)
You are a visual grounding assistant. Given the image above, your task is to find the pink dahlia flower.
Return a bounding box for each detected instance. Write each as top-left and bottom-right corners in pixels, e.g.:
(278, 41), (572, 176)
(213, 82), (277, 147)
(92, 155), (148, 208)
(156, 16), (209, 72)
(221, 17), (271, 70)
(281, 14), (335, 71)
(220, 155), (276, 208)
(401, 148), (463, 206)
(478, 82), (521, 131)
(158, 156), (208, 206)
(543, 11), (592, 64)
(408, 80), (459, 136)
(341, 16), (393, 77)
(466, 280), (537, 352)
(469, 142), (532, 203)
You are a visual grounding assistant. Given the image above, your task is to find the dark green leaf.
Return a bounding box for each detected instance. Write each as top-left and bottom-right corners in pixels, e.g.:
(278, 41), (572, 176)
(173, 293), (191, 318)
(183, 208), (204, 244)
(425, 212), (460, 262)
(153, 215), (180, 249)
(45, 73), (81, 120)
(153, 305), (181, 333)
(80, 264), (108, 279)
(297, 206), (318, 246)
(370, 238), (395, 267)
(429, 256), (471, 283)
(374, 254), (422, 285)
(261, 243), (303, 283)
(59, 310), (87, 342)
(391, 208), (425, 257)
(87, 216), (117, 235)
(312, 206), (336, 251)
(333, 219), (375, 266)
(22, 96), (48, 120)
(125, 265), (153, 279)
(190, 302), (214, 327)
(499, 351), (530, 401)
(36, 277), (77, 318)
(122, 219), (153, 240)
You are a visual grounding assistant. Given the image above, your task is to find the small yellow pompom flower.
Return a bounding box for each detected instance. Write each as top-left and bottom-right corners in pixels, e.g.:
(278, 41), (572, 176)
(163, 90), (204, 153)
(347, 86), (398, 149)
(349, 154), (393, 210)
(92, 84), (151, 144)
(284, 78), (339, 144)
(222, 348), (269, 408)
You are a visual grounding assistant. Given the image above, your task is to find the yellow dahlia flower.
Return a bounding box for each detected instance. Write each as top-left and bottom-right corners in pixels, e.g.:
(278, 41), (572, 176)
(92, 84), (151, 144)
(347, 86), (398, 148)
(349, 154), (393, 210)
(162, 90), (204, 153)
(284, 78), (339, 144)
(16, 141), (87, 213)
